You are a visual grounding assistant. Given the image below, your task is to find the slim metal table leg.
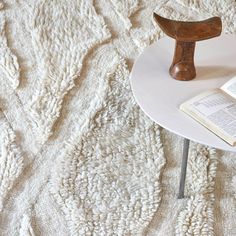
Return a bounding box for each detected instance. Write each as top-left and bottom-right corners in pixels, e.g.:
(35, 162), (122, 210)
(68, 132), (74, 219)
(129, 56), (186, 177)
(178, 138), (190, 199)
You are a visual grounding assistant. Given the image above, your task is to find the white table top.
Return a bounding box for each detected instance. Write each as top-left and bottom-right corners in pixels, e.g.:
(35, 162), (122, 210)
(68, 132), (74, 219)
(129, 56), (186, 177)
(130, 34), (236, 152)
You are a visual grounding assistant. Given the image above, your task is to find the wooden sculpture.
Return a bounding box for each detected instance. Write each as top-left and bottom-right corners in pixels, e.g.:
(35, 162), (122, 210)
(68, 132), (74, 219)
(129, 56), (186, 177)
(153, 13), (222, 81)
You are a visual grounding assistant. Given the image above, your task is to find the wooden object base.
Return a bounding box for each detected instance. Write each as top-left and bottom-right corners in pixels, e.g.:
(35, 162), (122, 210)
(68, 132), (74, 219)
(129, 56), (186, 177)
(170, 41), (196, 81)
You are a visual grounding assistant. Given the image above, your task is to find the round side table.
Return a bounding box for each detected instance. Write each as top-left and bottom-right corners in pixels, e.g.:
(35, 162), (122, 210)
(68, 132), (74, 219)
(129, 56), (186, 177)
(130, 34), (236, 198)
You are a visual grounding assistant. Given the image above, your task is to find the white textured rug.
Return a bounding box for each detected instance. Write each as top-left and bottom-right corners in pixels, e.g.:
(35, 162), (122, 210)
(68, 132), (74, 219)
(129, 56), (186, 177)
(0, 0), (235, 235)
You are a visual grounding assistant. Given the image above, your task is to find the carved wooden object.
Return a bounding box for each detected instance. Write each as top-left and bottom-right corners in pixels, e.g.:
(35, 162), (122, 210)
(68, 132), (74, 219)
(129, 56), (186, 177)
(153, 13), (222, 81)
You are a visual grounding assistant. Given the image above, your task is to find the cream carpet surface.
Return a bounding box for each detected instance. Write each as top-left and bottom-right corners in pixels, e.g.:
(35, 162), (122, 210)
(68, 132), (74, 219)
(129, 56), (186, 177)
(0, 0), (235, 235)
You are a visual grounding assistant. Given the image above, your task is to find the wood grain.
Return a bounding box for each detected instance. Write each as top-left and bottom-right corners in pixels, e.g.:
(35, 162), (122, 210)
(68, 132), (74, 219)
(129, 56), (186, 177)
(153, 13), (222, 81)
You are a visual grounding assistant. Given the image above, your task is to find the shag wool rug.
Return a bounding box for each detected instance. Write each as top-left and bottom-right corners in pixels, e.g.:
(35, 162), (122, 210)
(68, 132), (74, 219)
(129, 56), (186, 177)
(0, 0), (235, 235)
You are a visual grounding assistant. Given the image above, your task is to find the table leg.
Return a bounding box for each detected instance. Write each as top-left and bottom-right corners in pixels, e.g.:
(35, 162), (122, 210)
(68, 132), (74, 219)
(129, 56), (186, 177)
(178, 138), (190, 199)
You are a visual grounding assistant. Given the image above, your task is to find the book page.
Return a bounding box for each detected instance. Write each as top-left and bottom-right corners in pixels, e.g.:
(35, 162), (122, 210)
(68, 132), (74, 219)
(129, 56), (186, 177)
(180, 89), (236, 141)
(221, 76), (236, 99)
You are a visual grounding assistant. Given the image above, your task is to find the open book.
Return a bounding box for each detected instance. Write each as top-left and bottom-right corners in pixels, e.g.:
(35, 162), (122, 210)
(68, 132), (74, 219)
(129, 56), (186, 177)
(180, 76), (236, 146)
